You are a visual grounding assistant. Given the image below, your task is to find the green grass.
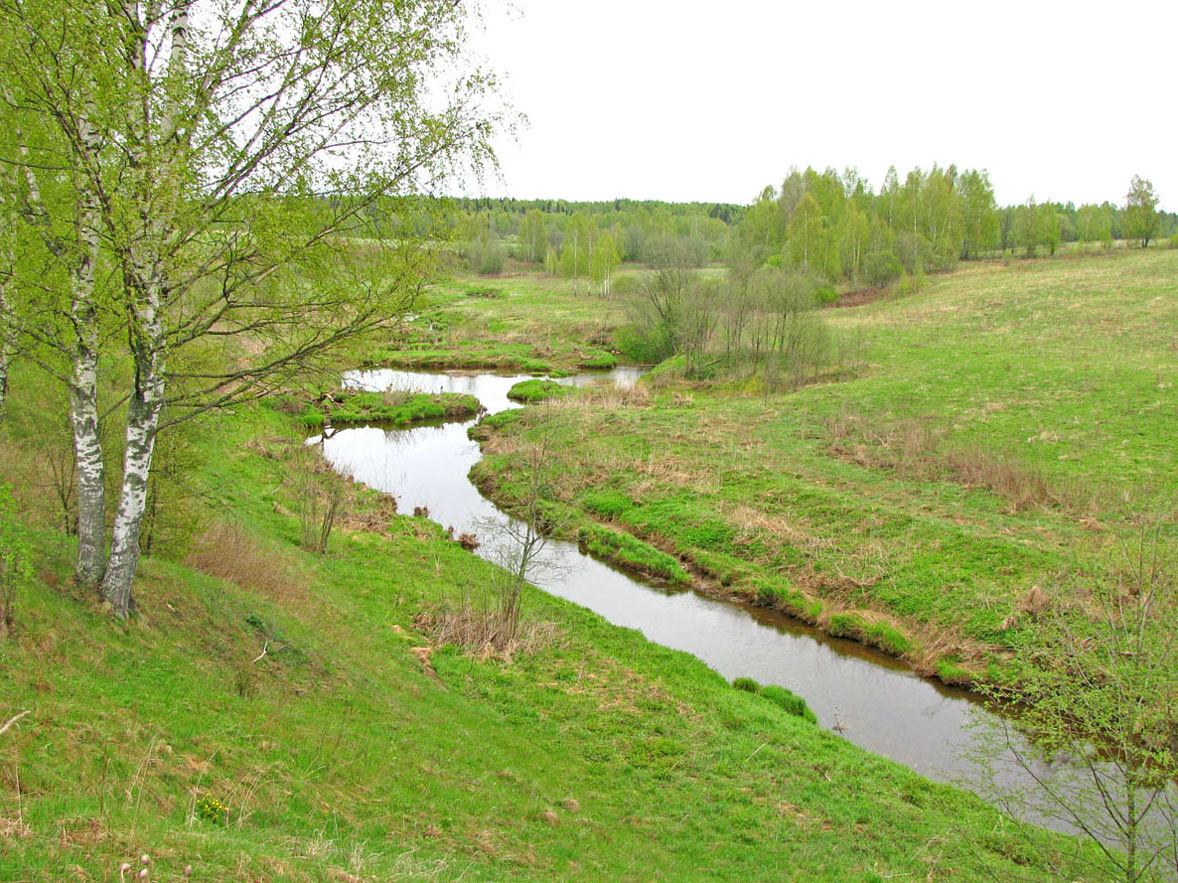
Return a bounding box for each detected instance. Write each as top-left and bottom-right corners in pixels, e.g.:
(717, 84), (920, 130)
(0, 364), (1099, 880)
(298, 390), (481, 428)
(471, 250), (1178, 681)
(506, 379), (577, 404)
(368, 268), (626, 373)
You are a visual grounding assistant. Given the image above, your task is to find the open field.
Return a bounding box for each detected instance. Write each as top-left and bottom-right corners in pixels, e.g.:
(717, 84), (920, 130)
(370, 261), (727, 374)
(472, 250), (1178, 680)
(0, 363), (1099, 880)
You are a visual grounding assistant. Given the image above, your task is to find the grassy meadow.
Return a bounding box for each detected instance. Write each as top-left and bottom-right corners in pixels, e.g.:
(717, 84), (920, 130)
(1, 249), (1170, 880)
(0, 367), (1101, 880)
(472, 249), (1178, 681)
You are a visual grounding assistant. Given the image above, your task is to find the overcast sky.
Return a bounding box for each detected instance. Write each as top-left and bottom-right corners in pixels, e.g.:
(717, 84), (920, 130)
(467, 0), (1176, 209)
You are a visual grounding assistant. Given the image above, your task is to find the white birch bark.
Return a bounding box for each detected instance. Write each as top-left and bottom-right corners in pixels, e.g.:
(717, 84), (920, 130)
(0, 190), (12, 424)
(70, 112), (109, 585)
(101, 337), (165, 616)
(99, 1), (188, 615)
(4, 103), (109, 581)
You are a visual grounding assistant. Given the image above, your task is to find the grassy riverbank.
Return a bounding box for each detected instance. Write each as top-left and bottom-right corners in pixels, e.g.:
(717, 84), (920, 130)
(0, 367), (1097, 879)
(470, 250), (1178, 682)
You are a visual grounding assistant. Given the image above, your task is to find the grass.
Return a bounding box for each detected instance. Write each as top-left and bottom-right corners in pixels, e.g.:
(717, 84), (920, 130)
(367, 269), (626, 373)
(295, 390), (481, 429)
(470, 249), (1178, 683)
(0, 362), (1101, 880)
(506, 379), (577, 404)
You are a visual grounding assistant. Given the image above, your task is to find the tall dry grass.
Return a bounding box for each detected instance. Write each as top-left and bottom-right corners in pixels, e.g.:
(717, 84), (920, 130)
(825, 410), (1097, 514)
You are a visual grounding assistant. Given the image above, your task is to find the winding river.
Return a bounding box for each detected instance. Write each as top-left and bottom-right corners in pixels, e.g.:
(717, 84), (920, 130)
(312, 366), (1170, 847)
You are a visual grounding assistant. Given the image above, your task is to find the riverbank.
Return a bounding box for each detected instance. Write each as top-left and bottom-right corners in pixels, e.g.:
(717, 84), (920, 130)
(0, 366), (1095, 879)
(467, 250), (1178, 687)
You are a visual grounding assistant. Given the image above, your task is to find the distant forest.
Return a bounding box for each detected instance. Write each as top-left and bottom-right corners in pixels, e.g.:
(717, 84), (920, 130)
(375, 167), (1175, 289)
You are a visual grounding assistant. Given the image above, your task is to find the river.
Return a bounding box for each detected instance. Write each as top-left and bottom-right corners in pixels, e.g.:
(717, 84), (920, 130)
(312, 366), (1174, 852)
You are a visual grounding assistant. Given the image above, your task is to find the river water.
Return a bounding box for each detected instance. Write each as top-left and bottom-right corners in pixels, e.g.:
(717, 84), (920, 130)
(312, 366), (1175, 850)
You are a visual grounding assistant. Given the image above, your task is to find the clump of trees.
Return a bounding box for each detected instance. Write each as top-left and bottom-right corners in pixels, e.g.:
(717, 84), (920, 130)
(446, 197), (738, 284)
(732, 167), (1175, 287)
(0, 0), (499, 617)
(619, 240), (837, 386)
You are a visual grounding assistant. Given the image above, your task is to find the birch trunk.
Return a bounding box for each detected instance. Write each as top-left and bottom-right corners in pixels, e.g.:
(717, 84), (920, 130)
(0, 274), (10, 424)
(100, 327), (165, 617)
(0, 323), (9, 425)
(70, 113), (108, 585)
(98, 1), (187, 615)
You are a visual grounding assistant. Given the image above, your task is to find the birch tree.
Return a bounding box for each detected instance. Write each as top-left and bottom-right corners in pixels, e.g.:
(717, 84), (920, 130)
(1, 0), (500, 617)
(0, 32), (113, 585)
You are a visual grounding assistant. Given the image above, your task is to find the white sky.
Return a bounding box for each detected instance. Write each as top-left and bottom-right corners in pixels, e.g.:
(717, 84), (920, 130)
(467, 0), (1177, 209)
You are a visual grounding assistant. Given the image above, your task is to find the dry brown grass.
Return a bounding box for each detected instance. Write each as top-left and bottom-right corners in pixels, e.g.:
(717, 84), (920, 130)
(826, 410), (1096, 515)
(185, 522), (310, 606)
(414, 603), (561, 664)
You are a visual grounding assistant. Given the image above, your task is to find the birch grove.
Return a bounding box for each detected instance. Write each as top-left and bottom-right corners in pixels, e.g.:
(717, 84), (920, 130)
(0, 0), (499, 617)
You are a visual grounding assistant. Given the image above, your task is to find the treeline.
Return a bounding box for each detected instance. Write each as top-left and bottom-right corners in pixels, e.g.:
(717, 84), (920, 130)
(433, 168), (1175, 290)
(732, 167), (1176, 287)
(453, 201), (737, 288)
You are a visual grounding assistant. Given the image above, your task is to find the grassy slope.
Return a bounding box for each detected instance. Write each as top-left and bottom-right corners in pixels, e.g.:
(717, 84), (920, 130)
(0, 375), (1094, 879)
(370, 270), (628, 373)
(472, 250), (1178, 680)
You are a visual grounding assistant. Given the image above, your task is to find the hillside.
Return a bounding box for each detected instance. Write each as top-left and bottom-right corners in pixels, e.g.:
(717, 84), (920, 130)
(0, 363), (1097, 879)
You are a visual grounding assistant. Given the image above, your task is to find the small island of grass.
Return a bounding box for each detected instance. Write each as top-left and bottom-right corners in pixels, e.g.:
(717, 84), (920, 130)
(300, 389), (481, 428)
(506, 378), (579, 404)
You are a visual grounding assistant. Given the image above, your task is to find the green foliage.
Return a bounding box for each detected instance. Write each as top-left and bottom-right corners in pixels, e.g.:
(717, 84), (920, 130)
(732, 676), (761, 693)
(304, 391), (480, 427)
(1124, 175), (1161, 248)
(865, 250), (903, 285)
(614, 323), (674, 364)
(577, 350), (618, 369)
(195, 795), (229, 825)
(759, 684), (818, 724)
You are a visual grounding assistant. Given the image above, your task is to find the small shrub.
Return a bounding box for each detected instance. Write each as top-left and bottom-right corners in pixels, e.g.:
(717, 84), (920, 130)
(759, 684), (818, 724)
(813, 284), (838, 305)
(196, 795), (229, 824)
(864, 250), (903, 286)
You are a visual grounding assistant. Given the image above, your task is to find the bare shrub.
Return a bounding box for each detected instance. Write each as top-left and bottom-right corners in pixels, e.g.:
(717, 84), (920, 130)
(285, 444), (353, 555)
(186, 522), (307, 604)
(414, 591), (561, 664)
